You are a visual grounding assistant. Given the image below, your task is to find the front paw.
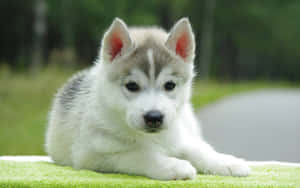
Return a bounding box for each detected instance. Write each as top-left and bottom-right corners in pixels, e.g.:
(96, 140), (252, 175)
(203, 154), (251, 177)
(151, 159), (197, 180)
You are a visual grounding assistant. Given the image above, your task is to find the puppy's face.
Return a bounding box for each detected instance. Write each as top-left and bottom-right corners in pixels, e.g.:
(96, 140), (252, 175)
(99, 18), (195, 134)
(118, 48), (193, 133)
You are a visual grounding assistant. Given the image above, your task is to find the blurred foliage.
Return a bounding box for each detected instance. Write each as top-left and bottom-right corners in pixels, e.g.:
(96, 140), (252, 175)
(0, 0), (300, 81)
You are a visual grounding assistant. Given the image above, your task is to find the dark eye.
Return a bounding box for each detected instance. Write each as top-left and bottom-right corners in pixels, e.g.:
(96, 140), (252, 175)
(164, 81), (176, 91)
(125, 82), (140, 92)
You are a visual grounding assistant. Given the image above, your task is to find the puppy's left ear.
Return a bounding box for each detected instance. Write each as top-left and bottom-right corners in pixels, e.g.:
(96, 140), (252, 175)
(100, 18), (134, 63)
(165, 18), (195, 63)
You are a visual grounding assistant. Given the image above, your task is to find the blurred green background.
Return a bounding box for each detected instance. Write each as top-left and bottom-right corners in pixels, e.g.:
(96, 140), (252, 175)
(0, 0), (299, 155)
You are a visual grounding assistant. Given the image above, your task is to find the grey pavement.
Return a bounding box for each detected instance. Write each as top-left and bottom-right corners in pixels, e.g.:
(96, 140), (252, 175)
(197, 89), (300, 163)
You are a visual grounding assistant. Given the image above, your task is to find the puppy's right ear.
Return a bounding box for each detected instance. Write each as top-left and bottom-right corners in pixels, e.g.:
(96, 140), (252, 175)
(100, 18), (133, 63)
(165, 18), (195, 63)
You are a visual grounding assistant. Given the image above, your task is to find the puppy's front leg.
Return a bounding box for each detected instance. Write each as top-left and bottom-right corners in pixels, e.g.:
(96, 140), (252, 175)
(111, 151), (197, 180)
(181, 141), (250, 177)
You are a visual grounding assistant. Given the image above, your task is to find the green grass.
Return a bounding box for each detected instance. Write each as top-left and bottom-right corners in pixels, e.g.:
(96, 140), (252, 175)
(0, 66), (296, 155)
(0, 161), (299, 188)
(0, 66), (75, 155)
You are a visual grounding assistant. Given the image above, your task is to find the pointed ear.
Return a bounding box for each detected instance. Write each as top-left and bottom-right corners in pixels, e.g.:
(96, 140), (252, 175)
(165, 18), (195, 62)
(100, 18), (133, 63)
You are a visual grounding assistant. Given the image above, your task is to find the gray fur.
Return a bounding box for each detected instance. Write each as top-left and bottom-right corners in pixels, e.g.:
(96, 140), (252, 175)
(56, 69), (90, 110)
(108, 37), (187, 82)
(130, 39), (174, 78)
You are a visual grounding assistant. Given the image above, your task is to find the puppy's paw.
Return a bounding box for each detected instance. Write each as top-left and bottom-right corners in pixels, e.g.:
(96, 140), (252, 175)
(153, 159), (197, 180)
(204, 154), (251, 177)
(226, 158), (251, 177)
(170, 159), (197, 180)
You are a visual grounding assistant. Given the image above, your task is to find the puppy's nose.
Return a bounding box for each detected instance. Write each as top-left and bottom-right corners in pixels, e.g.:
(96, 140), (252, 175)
(143, 110), (164, 129)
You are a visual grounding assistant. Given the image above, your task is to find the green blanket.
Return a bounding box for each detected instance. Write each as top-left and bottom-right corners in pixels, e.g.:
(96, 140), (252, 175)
(0, 161), (299, 188)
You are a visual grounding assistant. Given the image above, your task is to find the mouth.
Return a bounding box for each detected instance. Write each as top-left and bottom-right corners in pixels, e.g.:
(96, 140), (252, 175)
(144, 127), (164, 133)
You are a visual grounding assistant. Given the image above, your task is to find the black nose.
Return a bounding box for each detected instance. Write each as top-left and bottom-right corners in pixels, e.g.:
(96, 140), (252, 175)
(143, 110), (164, 129)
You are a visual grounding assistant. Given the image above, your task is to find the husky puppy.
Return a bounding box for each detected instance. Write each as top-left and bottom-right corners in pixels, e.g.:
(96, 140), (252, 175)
(46, 18), (250, 180)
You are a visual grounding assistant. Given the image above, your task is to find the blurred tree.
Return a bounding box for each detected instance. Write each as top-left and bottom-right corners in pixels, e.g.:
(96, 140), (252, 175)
(32, 0), (47, 72)
(0, 0), (34, 68)
(198, 0), (216, 79)
(61, 0), (74, 49)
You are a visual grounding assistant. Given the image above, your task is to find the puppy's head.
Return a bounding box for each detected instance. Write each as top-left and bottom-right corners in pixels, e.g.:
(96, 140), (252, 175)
(98, 18), (195, 133)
